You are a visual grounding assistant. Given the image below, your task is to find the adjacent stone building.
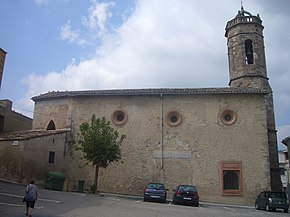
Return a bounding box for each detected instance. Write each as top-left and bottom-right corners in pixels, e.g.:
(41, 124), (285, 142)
(0, 7), (281, 205)
(0, 100), (32, 132)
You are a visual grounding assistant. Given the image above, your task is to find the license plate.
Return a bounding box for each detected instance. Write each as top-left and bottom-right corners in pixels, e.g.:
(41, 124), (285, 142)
(151, 195), (160, 198)
(183, 197), (191, 200)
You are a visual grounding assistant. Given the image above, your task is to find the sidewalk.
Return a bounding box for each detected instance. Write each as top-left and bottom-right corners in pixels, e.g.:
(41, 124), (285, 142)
(100, 192), (254, 209)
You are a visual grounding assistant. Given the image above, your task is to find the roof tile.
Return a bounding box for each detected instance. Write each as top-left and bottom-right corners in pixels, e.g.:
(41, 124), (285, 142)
(32, 88), (269, 101)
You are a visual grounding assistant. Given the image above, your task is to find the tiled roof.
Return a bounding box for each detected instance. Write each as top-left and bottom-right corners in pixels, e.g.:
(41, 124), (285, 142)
(32, 87), (269, 101)
(0, 129), (71, 141)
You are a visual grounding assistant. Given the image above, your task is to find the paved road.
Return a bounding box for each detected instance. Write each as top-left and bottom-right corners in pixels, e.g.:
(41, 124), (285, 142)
(0, 180), (288, 217)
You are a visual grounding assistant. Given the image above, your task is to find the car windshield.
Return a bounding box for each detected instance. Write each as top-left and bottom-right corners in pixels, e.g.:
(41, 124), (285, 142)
(270, 192), (287, 199)
(179, 185), (197, 192)
(147, 183), (164, 190)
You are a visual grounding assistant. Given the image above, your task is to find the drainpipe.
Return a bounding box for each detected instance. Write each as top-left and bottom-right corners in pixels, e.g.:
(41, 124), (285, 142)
(160, 94), (164, 169)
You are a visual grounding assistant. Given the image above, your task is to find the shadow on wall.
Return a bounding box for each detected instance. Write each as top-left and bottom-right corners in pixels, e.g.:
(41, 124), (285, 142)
(0, 146), (23, 182)
(0, 144), (64, 186)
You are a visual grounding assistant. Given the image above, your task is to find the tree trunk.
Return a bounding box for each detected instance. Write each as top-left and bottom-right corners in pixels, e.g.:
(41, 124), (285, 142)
(94, 164), (100, 191)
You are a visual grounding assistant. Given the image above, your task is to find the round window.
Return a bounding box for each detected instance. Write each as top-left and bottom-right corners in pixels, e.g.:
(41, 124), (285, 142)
(112, 109), (128, 126)
(166, 111), (182, 127)
(117, 114), (124, 122)
(170, 115), (178, 123)
(224, 114), (232, 122)
(220, 109), (237, 126)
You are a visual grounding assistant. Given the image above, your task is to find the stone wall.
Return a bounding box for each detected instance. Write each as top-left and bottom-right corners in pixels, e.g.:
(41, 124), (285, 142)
(0, 99), (32, 132)
(33, 92), (270, 205)
(0, 132), (70, 186)
(33, 98), (70, 130)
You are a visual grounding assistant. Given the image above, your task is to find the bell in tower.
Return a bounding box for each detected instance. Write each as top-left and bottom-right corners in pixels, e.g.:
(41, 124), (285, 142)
(225, 5), (270, 90)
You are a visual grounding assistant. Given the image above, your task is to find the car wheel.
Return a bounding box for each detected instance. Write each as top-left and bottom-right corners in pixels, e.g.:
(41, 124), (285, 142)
(195, 203), (199, 207)
(255, 203), (259, 210)
(143, 198), (147, 202)
(284, 208), (289, 213)
(265, 204), (271, 212)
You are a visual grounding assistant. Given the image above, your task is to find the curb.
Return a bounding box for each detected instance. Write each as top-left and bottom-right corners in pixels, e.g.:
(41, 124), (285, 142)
(100, 192), (142, 201)
(0, 178), (26, 186)
(200, 201), (253, 209)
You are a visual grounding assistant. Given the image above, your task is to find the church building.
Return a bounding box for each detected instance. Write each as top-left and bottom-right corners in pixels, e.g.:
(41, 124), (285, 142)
(30, 7), (281, 205)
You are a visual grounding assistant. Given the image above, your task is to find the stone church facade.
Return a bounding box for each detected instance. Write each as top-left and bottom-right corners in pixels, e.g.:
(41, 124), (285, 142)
(29, 7), (280, 205)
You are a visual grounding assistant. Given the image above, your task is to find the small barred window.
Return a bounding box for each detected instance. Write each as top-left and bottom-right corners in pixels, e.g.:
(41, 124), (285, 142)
(221, 161), (243, 196)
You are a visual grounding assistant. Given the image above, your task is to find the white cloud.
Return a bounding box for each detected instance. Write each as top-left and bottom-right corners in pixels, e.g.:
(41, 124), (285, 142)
(60, 1), (115, 45)
(82, 0), (115, 36)
(60, 21), (87, 45)
(22, 0), (290, 134)
(54, 0), (233, 91)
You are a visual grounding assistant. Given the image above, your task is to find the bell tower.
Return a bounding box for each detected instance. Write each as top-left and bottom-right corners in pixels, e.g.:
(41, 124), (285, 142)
(225, 6), (281, 191)
(225, 6), (270, 90)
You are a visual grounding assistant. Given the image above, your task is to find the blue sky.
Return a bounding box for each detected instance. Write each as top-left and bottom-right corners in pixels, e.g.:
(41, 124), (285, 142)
(0, 0), (289, 149)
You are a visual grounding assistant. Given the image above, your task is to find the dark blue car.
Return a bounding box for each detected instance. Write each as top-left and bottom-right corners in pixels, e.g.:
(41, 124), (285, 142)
(143, 183), (167, 203)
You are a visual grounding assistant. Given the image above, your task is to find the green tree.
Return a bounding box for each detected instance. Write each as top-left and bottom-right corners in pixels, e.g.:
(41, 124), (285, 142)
(77, 114), (125, 191)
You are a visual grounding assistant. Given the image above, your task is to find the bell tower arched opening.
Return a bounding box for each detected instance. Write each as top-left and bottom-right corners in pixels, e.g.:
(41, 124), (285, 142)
(245, 39), (253, 64)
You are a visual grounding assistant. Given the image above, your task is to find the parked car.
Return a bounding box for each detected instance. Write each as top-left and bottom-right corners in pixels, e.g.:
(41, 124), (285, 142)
(255, 191), (289, 213)
(172, 185), (199, 207)
(143, 183), (167, 203)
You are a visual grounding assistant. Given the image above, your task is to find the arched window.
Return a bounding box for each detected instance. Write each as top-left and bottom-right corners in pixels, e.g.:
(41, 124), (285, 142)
(245, 39), (254, 64)
(47, 120), (56, 130)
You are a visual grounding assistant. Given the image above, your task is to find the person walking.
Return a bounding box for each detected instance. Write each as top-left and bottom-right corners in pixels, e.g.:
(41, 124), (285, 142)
(25, 180), (38, 217)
